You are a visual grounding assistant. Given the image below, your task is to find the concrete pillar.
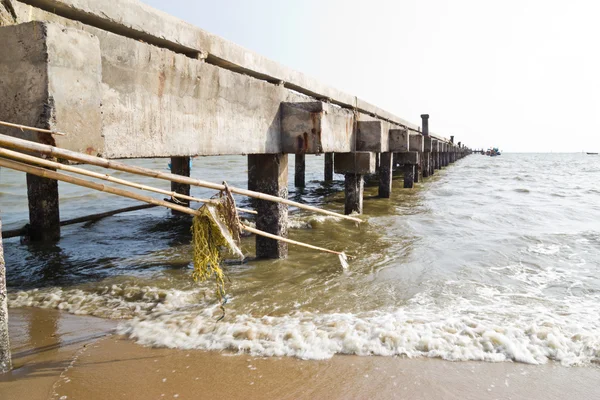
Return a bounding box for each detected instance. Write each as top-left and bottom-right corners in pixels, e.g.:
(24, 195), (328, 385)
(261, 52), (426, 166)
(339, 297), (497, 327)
(0, 217), (11, 374)
(378, 152), (393, 198)
(247, 154), (289, 259)
(170, 156), (191, 212)
(414, 163), (420, 183)
(403, 164), (415, 188)
(344, 174), (364, 215)
(294, 154), (305, 187)
(27, 173), (60, 242)
(324, 153), (334, 182)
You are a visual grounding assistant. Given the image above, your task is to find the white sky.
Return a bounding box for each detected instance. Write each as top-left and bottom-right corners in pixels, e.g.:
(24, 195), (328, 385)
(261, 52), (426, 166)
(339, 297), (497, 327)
(141, 0), (600, 152)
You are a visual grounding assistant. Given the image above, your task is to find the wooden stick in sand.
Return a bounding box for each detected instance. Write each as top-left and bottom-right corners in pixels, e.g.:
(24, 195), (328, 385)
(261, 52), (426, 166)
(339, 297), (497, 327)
(0, 133), (361, 223)
(0, 120), (66, 136)
(0, 157), (346, 259)
(0, 147), (256, 215)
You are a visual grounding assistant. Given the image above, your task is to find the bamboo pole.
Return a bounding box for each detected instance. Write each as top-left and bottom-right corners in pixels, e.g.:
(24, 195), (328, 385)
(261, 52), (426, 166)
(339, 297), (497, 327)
(0, 120), (66, 136)
(0, 157), (345, 257)
(0, 133), (361, 223)
(0, 147), (256, 215)
(241, 225), (343, 256)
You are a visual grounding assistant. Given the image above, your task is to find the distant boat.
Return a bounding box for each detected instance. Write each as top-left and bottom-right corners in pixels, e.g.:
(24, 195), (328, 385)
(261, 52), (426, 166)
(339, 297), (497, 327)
(586, 152), (598, 155)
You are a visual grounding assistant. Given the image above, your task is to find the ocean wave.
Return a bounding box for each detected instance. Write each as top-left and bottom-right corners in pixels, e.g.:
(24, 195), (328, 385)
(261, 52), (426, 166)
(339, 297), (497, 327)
(116, 305), (600, 366)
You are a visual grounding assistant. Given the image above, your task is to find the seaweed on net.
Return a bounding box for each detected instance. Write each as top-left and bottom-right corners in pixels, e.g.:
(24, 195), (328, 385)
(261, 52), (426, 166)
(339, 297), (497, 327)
(191, 183), (243, 305)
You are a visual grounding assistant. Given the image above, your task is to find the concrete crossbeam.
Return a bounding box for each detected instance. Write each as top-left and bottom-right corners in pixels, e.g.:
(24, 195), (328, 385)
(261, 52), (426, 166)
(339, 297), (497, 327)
(356, 121), (388, 153)
(409, 134), (424, 152)
(389, 129), (409, 152)
(334, 152), (376, 175)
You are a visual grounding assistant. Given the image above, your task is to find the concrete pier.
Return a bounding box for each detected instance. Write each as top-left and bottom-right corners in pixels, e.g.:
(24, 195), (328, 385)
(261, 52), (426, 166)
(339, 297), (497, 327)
(378, 152), (393, 198)
(396, 152), (420, 189)
(294, 154), (306, 187)
(248, 154), (289, 259)
(344, 174), (364, 214)
(324, 153), (334, 182)
(170, 156), (191, 212)
(27, 173), (61, 242)
(335, 152), (375, 215)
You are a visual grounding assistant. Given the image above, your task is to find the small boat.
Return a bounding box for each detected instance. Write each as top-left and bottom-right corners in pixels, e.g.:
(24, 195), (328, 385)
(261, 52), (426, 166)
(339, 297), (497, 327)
(586, 152), (598, 155)
(486, 147), (501, 157)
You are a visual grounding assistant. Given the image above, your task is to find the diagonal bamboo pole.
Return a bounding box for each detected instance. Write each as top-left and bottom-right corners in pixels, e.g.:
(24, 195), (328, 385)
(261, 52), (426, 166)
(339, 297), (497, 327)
(0, 133), (361, 223)
(0, 120), (66, 136)
(0, 157), (345, 257)
(0, 147), (256, 215)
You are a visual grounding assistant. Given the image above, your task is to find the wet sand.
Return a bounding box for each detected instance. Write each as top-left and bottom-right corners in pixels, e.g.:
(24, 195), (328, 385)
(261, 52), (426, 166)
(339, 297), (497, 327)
(1, 308), (600, 400)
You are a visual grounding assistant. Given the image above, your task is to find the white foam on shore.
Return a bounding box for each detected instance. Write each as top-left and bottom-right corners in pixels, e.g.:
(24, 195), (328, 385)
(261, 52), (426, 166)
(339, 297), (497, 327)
(8, 285), (208, 319)
(115, 292), (600, 365)
(9, 259), (600, 366)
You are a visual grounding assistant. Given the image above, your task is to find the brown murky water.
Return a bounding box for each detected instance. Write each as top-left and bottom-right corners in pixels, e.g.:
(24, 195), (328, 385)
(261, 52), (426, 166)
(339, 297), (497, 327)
(2, 153), (600, 366)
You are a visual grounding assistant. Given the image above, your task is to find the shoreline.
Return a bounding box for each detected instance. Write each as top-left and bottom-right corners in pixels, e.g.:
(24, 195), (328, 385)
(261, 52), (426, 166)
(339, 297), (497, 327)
(1, 308), (600, 400)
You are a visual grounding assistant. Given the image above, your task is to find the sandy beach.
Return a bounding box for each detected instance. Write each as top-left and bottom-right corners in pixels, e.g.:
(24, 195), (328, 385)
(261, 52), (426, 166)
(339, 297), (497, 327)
(1, 308), (599, 400)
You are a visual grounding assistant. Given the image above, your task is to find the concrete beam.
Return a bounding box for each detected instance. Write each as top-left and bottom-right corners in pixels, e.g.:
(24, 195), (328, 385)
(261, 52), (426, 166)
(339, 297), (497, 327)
(334, 152), (376, 175)
(280, 102), (354, 154)
(0, 22), (104, 155)
(12, 0), (426, 134)
(409, 134), (424, 152)
(395, 151), (420, 166)
(389, 128), (409, 152)
(356, 121), (388, 153)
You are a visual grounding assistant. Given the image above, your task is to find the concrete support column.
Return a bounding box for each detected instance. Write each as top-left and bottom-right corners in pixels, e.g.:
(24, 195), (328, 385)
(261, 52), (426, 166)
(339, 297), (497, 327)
(170, 156), (191, 212)
(422, 153), (430, 178)
(324, 153), (334, 182)
(414, 162), (420, 183)
(0, 217), (11, 374)
(248, 154), (289, 259)
(294, 154), (305, 187)
(27, 173), (60, 242)
(403, 164), (415, 188)
(344, 174), (364, 214)
(378, 152), (393, 198)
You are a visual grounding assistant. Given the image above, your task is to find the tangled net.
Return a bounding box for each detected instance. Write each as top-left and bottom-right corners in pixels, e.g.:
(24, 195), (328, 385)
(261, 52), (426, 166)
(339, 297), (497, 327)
(191, 183), (243, 304)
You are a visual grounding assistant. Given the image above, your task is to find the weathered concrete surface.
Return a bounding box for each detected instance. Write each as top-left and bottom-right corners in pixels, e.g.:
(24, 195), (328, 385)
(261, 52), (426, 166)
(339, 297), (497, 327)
(334, 152), (376, 175)
(170, 156), (191, 212)
(13, 0), (425, 134)
(247, 154), (288, 259)
(344, 174), (363, 215)
(0, 3), (470, 160)
(356, 121), (389, 153)
(0, 218), (11, 374)
(0, 22), (104, 155)
(396, 151), (420, 166)
(389, 129), (409, 152)
(378, 152), (393, 198)
(280, 102), (354, 154)
(409, 134), (424, 152)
